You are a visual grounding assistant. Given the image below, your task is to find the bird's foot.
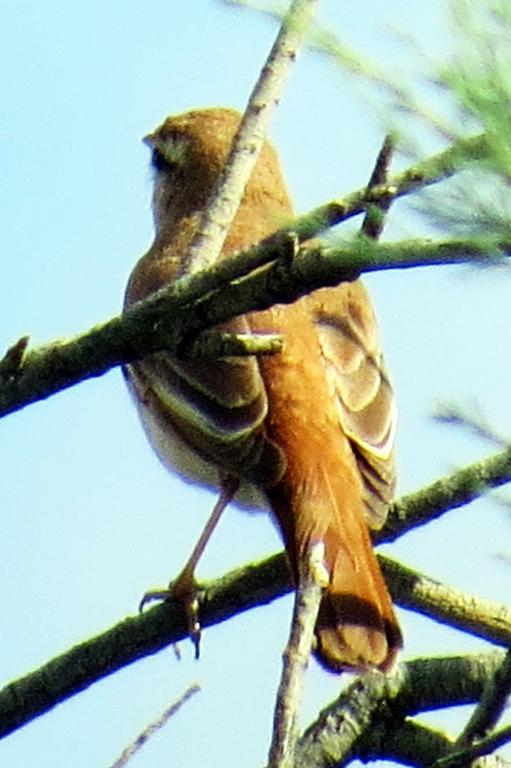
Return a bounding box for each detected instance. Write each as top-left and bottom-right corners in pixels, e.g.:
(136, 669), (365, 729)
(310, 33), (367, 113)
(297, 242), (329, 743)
(139, 566), (202, 659)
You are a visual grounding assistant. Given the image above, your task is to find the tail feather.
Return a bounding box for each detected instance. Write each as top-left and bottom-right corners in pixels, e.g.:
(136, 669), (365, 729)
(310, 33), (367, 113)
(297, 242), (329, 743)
(267, 463), (401, 672)
(315, 522), (401, 671)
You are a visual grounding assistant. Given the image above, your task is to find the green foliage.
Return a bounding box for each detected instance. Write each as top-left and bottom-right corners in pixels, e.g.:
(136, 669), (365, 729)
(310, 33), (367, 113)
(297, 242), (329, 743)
(310, 0), (511, 244)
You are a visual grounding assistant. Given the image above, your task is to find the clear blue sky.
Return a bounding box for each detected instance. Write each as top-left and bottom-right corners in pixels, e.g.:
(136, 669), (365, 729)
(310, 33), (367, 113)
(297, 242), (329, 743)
(2, 1), (511, 766)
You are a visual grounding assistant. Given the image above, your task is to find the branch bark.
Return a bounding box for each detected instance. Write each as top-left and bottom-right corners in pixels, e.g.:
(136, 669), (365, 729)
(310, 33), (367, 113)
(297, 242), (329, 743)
(295, 653), (506, 768)
(3, 442), (511, 740)
(0, 132), (494, 419)
(381, 445), (511, 543)
(0, 233), (506, 419)
(268, 544), (324, 768)
(186, 0), (319, 273)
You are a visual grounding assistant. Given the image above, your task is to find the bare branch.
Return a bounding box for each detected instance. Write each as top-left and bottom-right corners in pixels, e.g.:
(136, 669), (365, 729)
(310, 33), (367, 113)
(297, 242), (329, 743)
(361, 132), (396, 239)
(2, 443), (511, 739)
(268, 543), (324, 768)
(456, 649), (511, 746)
(433, 402), (510, 450)
(109, 683), (201, 768)
(296, 653), (506, 768)
(434, 723), (511, 768)
(381, 445), (511, 543)
(0, 553), (291, 740)
(381, 558), (511, 647)
(0, 128), (494, 420)
(148, 131), (490, 310)
(186, 0), (319, 273)
(2, 547), (511, 739)
(0, 232), (506, 420)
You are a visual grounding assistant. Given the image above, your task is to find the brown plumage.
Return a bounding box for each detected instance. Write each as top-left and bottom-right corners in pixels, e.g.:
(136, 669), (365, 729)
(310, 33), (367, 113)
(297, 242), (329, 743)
(124, 107), (402, 671)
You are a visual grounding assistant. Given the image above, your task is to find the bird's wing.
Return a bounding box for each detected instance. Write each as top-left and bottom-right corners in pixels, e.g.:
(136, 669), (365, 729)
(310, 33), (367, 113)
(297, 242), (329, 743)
(308, 279), (397, 529)
(123, 238), (284, 489)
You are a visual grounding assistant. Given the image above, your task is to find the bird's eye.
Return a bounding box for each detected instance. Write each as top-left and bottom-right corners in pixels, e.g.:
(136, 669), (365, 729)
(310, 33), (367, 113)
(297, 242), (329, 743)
(150, 136), (188, 174)
(151, 148), (174, 172)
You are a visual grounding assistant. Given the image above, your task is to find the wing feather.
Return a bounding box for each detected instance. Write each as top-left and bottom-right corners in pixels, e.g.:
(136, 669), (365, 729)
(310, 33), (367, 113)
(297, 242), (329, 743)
(309, 280), (397, 529)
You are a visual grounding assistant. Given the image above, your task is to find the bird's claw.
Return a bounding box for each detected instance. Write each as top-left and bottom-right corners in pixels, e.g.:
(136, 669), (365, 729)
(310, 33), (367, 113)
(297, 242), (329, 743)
(138, 588), (172, 613)
(139, 570), (202, 659)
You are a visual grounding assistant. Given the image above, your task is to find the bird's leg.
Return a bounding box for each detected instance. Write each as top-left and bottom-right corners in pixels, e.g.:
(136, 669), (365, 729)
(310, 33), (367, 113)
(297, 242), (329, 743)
(140, 474), (240, 658)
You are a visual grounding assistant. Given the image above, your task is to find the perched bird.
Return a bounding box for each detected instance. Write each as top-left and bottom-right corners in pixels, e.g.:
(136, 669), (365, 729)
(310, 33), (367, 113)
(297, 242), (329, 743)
(124, 107), (402, 672)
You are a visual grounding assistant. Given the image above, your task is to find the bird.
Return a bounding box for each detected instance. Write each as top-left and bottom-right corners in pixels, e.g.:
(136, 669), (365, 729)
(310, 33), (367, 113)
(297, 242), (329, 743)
(123, 107), (402, 672)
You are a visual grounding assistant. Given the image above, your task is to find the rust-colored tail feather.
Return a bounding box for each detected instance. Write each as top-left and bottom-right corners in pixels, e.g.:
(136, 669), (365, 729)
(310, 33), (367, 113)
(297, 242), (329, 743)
(267, 461), (401, 672)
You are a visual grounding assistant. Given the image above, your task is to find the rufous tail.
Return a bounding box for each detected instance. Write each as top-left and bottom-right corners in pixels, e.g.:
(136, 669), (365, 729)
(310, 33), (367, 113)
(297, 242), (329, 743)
(266, 461), (402, 672)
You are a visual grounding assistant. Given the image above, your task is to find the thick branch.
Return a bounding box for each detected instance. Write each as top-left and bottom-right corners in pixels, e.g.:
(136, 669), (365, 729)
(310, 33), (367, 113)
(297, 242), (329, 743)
(3, 443), (511, 737)
(2, 437), (511, 737)
(2, 542), (511, 741)
(0, 554), (290, 739)
(381, 558), (511, 647)
(295, 653), (505, 768)
(0, 232), (506, 419)
(357, 719), (454, 768)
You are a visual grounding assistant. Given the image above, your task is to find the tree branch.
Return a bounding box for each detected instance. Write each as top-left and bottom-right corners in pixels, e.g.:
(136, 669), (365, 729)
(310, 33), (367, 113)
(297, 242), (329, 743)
(2, 446), (511, 737)
(456, 649), (511, 746)
(186, 0), (319, 273)
(0, 554), (290, 739)
(109, 683), (201, 768)
(268, 543), (324, 768)
(381, 557), (511, 647)
(361, 132), (396, 238)
(380, 445), (511, 544)
(0, 231), (506, 419)
(126, 130), (489, 314)
(2, 534), (511, 739)
(2, 429), (511, 736)
(0, 127), (494, 420)
(295, 653), (506, 768)
(434, 723), (511, 768)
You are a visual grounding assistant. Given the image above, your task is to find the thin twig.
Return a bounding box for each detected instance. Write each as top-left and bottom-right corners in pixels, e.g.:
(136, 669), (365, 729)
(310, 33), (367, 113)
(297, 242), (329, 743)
(433, 402), (510, 450)
(268, 543), (325, 768)
(457, 649), (511, 747)
(434, 723), (511, 768)
(186, 0), (319, 274)
(361, 132), (396, 238)
(108, 683), (200, 768)
(187, 330), (282, 358)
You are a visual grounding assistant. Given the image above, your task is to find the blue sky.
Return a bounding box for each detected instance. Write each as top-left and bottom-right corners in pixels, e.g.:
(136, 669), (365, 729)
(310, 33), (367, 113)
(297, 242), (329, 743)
(2, 1), (511, 766)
